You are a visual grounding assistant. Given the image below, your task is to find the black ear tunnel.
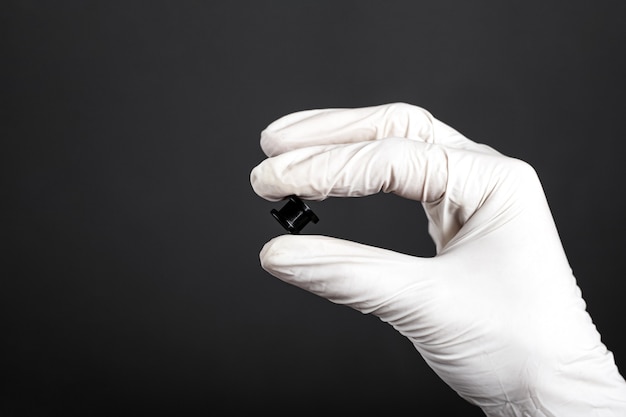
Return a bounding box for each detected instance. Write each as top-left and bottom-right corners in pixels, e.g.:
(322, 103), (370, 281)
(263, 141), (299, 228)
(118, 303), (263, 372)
(271, 195), (319, 234)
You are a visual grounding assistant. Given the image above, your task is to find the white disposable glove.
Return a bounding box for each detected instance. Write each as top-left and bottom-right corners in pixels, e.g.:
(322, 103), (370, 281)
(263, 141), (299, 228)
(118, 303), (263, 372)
(250, 103), (626, 416)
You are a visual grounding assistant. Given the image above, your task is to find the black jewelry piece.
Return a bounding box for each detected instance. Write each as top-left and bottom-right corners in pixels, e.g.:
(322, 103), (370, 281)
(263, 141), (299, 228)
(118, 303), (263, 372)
(271, 195), (319, 234)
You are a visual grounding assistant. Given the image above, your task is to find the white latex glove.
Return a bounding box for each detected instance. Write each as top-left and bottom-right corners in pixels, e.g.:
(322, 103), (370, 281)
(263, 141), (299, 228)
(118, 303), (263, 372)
(250, 103), (626, 416)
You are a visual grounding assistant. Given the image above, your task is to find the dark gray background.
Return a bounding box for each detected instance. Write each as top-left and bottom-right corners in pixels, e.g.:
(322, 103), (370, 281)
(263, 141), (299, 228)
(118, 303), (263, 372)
(3, 1), (625, 415)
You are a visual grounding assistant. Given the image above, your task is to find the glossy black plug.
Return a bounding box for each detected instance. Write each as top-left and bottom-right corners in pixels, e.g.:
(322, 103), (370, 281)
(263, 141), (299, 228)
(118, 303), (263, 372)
(271, 195), (319, 234)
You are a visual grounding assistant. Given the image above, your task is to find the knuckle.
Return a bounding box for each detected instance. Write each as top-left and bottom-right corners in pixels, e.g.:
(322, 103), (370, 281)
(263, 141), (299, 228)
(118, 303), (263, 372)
(383, 102), (434, 140)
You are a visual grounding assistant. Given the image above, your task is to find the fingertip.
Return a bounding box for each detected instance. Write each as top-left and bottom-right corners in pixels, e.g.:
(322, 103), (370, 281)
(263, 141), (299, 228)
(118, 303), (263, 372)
(260, 108), (326, 157)
(259, 235), (276, 270)
(259, 235), (297, 276)
(249, 163), (262, 196)
(249, 160), (283, 202)
(260, 128), (281, 157)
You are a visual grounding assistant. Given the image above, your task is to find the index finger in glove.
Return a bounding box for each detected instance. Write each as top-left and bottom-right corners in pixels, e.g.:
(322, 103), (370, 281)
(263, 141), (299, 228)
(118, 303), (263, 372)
(250, 137), (448, 202)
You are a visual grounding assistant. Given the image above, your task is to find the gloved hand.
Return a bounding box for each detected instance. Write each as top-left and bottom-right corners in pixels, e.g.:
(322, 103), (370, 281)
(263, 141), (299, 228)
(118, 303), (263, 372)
(249, 103), (626, 416)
